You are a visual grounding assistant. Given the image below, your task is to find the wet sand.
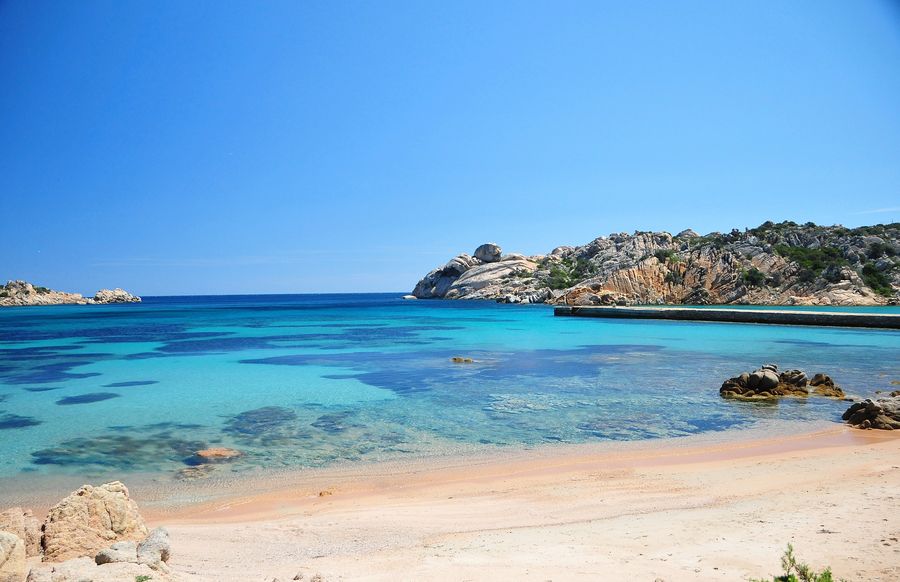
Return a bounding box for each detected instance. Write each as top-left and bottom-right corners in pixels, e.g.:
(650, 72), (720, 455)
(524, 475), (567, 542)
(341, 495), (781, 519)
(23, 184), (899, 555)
(141, 426), (900, 581)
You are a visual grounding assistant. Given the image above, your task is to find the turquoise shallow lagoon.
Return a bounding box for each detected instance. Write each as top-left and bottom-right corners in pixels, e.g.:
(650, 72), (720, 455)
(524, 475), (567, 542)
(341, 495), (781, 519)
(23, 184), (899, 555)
(1, 294), (898, 489)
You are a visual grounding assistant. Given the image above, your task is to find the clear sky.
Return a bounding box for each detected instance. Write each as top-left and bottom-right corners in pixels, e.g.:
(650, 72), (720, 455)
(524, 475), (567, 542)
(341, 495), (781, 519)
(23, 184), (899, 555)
(2, 1), (899, 295)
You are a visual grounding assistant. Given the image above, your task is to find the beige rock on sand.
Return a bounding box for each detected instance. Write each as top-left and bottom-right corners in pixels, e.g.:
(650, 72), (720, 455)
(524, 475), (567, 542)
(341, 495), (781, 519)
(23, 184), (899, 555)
(42, 481), (148, 562)
(0, 531), (26, 582)
(25, 557), (160, 582)
(0, 508), (40, 558)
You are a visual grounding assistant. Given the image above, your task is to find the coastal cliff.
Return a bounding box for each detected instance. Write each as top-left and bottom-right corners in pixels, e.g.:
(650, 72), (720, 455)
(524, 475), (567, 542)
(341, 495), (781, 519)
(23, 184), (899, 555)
(412, 222), (899, 306)
(0, 281), (141, 307)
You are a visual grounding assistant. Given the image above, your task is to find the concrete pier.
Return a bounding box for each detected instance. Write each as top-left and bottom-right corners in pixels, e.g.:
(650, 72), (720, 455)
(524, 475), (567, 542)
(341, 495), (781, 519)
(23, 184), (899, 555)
(554, 305), (900, 329)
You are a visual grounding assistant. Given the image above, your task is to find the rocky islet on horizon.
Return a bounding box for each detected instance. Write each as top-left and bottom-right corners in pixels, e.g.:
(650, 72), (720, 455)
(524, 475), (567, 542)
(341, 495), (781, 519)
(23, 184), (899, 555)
(0, 281), (140, 307)
(412, 221), (899, 306)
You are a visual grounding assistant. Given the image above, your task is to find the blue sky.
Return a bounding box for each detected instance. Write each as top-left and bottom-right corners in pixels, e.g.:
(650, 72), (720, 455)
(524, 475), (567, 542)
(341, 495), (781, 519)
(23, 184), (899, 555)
(2, 1), (899, 295)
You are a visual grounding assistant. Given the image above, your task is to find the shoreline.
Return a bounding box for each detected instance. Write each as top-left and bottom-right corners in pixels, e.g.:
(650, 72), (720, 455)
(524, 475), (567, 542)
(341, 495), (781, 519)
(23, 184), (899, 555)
(154, 422), (900, 581)
(0, 420), (880, 517)
(5, 421), (900, 580)
(147, 422), (890, 524)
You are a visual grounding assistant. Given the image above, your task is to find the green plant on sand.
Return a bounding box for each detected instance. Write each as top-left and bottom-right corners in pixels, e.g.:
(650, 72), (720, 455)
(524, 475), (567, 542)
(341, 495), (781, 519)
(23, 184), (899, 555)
(750, 544), (846, 582)
(135, 576), (153, 582)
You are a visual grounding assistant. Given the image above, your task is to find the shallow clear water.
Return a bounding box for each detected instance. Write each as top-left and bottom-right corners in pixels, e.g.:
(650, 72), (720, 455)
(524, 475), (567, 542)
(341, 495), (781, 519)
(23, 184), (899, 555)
(0, 294), (898, 484)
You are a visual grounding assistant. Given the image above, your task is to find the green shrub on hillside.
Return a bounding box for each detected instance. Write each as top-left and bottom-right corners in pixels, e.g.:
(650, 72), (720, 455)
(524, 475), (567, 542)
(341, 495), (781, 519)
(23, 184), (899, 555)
(861, 263), (894, 297)
(773, 245), (846, 275)
(867, 241), (896, 259)
(742, 267), (766, 287)
(653, 249), (680, 263)
(546, 258), (595, 290)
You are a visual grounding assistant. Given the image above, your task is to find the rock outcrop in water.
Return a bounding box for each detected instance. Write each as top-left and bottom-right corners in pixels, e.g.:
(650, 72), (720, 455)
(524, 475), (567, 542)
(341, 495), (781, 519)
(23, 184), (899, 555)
(842, 396), (900, 430)
(0, 281), (140, 307)
(411, 221), (900, 305)
(719, 364), (845, 400)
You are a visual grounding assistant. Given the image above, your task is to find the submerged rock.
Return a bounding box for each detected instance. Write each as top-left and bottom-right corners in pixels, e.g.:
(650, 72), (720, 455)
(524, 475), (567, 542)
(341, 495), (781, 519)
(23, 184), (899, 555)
(842, 397), (900, 430)
(174, 464), (216, 481)
(42, 481), (149, 562)
(191, 447), (243, 463)
(224, 406), (298, 437)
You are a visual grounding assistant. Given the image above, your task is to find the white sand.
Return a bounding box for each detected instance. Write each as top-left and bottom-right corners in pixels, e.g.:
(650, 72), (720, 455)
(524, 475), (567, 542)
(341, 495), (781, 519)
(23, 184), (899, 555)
(143, 427), (900, 581)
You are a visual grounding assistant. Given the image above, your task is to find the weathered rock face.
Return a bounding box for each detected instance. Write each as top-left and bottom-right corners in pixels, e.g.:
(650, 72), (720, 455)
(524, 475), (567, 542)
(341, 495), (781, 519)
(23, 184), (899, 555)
(93, 527), (171, 572)
(0, 281), (141, 307)
(412, 245), (546, 303)
(92, 288), (141, 304)
(135, 527), (170, 570)
(842, 397), (900, 430)
(0, 508), (41, 558)
(42, 481), (149, 562)
(719, 364), (844, 400)
(0, 531), (26, 582)
(411, 222), (900, 305)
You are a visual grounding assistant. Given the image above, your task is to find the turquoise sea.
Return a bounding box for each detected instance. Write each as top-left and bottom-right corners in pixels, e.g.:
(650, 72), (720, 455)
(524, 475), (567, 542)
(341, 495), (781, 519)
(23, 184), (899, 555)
(1, 294), (898, 490)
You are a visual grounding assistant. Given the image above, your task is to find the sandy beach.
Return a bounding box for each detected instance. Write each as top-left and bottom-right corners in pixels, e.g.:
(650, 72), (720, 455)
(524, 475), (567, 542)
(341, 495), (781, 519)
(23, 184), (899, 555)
(126, 426), (900, 581)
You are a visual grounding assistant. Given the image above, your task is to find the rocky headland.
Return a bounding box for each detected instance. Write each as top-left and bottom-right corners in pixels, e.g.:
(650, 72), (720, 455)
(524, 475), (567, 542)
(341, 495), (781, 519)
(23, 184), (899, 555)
(412, 221), (899, 305)
(0, 281), (140, 307)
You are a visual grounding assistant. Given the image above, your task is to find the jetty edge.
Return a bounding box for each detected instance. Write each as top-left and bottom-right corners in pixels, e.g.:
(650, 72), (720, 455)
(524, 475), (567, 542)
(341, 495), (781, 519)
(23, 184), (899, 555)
(554, 305), (900, 329)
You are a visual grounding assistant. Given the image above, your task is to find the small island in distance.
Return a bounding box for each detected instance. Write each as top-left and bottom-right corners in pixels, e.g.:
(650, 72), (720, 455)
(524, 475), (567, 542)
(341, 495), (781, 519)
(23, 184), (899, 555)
(0, 281), (141, 307)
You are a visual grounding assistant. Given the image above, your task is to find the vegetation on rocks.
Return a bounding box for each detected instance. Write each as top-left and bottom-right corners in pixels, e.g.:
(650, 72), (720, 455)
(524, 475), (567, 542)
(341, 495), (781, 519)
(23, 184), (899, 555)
(412, 221), (900, 305)
(545, 258), (596, 290)
(861, 262), (894, 296)
(772, 244), (846, 276)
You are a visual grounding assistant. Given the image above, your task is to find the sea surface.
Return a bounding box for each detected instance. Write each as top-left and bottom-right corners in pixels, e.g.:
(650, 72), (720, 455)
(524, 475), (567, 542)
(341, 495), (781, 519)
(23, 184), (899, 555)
(1, 294), (898, 488)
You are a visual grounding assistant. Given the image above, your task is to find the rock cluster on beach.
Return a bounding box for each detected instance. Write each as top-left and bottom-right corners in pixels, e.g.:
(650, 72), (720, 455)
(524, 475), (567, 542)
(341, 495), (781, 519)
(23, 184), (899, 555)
(0, 281), (140, 307)
(842, 396), (900, 430)
(0, 481), (171, 582)
(719, 364), (845, 400)
(411, 221), (900, 305)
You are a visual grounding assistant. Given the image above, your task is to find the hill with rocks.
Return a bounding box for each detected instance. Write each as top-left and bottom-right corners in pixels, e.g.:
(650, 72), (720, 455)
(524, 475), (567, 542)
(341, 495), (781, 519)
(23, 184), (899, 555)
(411, 221), (899, 306)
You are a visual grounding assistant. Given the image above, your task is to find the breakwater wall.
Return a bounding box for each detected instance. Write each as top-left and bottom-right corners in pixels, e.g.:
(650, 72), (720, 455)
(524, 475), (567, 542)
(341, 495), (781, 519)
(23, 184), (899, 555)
(553, 306), (900, 329)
